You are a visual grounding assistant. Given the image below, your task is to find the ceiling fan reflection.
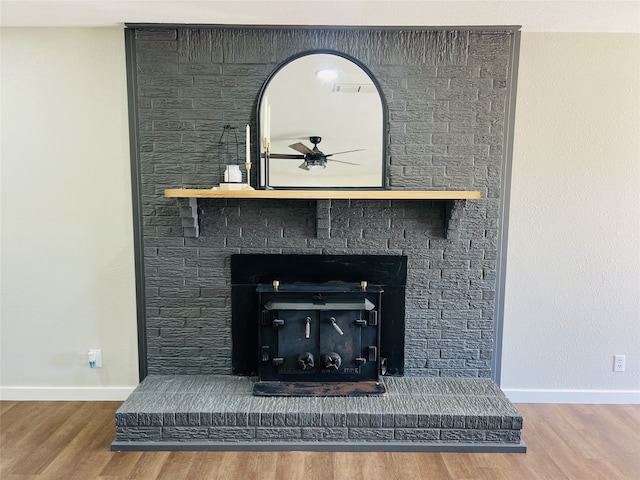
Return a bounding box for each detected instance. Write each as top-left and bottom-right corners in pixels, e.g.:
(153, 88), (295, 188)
(269, 136), (363, 171)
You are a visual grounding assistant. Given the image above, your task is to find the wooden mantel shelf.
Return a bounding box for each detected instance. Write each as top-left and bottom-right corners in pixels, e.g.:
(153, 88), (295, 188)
(164, 189), (481, 200)
(165, 188), (480, 238)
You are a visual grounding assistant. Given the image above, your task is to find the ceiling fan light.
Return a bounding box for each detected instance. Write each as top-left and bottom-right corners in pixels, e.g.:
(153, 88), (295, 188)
(306, 163), (325, 171)
(316, 69), (338, 81)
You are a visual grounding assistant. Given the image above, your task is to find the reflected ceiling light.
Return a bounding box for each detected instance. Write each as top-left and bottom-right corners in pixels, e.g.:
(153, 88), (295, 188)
(304, 163), (326, 171)
(316, 69), (338, 81)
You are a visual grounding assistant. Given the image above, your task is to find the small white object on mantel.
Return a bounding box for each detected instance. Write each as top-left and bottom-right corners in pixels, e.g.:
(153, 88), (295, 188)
(213, 183), (255, 191)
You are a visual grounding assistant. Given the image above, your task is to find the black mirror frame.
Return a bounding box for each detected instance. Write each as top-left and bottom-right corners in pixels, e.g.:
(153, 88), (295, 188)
(256, 49), (388, 190)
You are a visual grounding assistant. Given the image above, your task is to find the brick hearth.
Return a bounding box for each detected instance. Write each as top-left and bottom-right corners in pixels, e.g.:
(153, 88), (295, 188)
(113, 375), (525, 452)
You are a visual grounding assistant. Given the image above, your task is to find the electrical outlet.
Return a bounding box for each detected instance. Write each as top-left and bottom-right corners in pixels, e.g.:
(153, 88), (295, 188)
(88, 349), (102, 368)
(614, 355), (625, 372)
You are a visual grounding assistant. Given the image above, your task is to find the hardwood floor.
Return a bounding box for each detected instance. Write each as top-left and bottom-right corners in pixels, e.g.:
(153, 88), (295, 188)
(1, 401), (638, 479)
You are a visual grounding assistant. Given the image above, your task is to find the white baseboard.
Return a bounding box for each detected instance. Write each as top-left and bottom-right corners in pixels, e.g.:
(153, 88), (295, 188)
(503, 388), (640, 404)
(0, 386), (136, 401)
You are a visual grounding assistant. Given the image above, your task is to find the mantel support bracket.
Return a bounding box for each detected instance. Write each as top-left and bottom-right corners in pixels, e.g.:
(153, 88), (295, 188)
(316, 199), (332, 239)
(179, 198), (200, 238)
(445, 199), (466, 240)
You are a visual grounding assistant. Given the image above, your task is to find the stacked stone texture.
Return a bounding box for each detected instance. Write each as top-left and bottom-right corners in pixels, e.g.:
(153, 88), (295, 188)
(133, 28), (515, 378)
(114, 376), (523, 449)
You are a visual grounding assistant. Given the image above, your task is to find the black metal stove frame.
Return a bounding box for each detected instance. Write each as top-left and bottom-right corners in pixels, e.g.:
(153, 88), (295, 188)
(254, 282), (385, 396)
(230, 255), (407, 389)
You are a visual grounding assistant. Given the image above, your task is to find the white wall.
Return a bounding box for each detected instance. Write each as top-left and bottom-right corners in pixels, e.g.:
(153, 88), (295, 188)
(1, 28), (638, 402)
(502, 33), (640, 403)
(0, 28), (139, 399)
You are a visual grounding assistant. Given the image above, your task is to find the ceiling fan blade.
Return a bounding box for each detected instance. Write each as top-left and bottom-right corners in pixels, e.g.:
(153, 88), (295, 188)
(289, 142), (314, 155)
(327, 158), (361, 166)
(269, 153), (305, 159)
(324, 149), (365, 157)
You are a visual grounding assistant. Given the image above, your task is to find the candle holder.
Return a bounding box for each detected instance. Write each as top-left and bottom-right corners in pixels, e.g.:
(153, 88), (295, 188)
(261, 136), (271, 189)
(245, 160), (255, 190)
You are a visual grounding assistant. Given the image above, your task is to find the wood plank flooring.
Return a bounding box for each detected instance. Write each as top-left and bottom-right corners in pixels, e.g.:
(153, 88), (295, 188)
(1, 401), (638, 479)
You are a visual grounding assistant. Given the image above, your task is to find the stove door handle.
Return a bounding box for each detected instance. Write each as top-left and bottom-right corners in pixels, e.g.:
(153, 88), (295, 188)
(305, 317), (311, 339)
(329, 317), (344, 335)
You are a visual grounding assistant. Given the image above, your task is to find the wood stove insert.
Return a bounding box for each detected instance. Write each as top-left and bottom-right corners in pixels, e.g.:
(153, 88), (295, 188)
(231, 254), (407, 395)
(254, 281), (385, 396)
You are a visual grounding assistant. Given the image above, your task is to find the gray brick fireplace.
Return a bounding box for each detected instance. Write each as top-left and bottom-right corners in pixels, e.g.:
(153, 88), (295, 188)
(131, 25), (517, 378)
(117, 25), (523, 451)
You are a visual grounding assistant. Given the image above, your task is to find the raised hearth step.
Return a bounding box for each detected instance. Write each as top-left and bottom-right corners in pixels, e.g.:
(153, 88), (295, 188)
(112, 375), (525, 453)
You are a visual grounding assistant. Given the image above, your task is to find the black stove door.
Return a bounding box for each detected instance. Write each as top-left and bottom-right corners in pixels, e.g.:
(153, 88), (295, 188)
(275, 309), (318, 375)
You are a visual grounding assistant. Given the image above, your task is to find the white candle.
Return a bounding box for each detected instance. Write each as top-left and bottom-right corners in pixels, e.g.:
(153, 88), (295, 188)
(263, 98), (269, 148)
(266, 104), (271, 148)
(246, 124), (250, 163)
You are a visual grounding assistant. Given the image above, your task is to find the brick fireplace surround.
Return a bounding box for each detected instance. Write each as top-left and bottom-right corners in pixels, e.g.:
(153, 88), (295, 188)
(115, 25), (523, 451)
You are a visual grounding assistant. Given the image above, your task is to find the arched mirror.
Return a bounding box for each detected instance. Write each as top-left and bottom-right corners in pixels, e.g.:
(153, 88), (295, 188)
(257, 51), (386, 189)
